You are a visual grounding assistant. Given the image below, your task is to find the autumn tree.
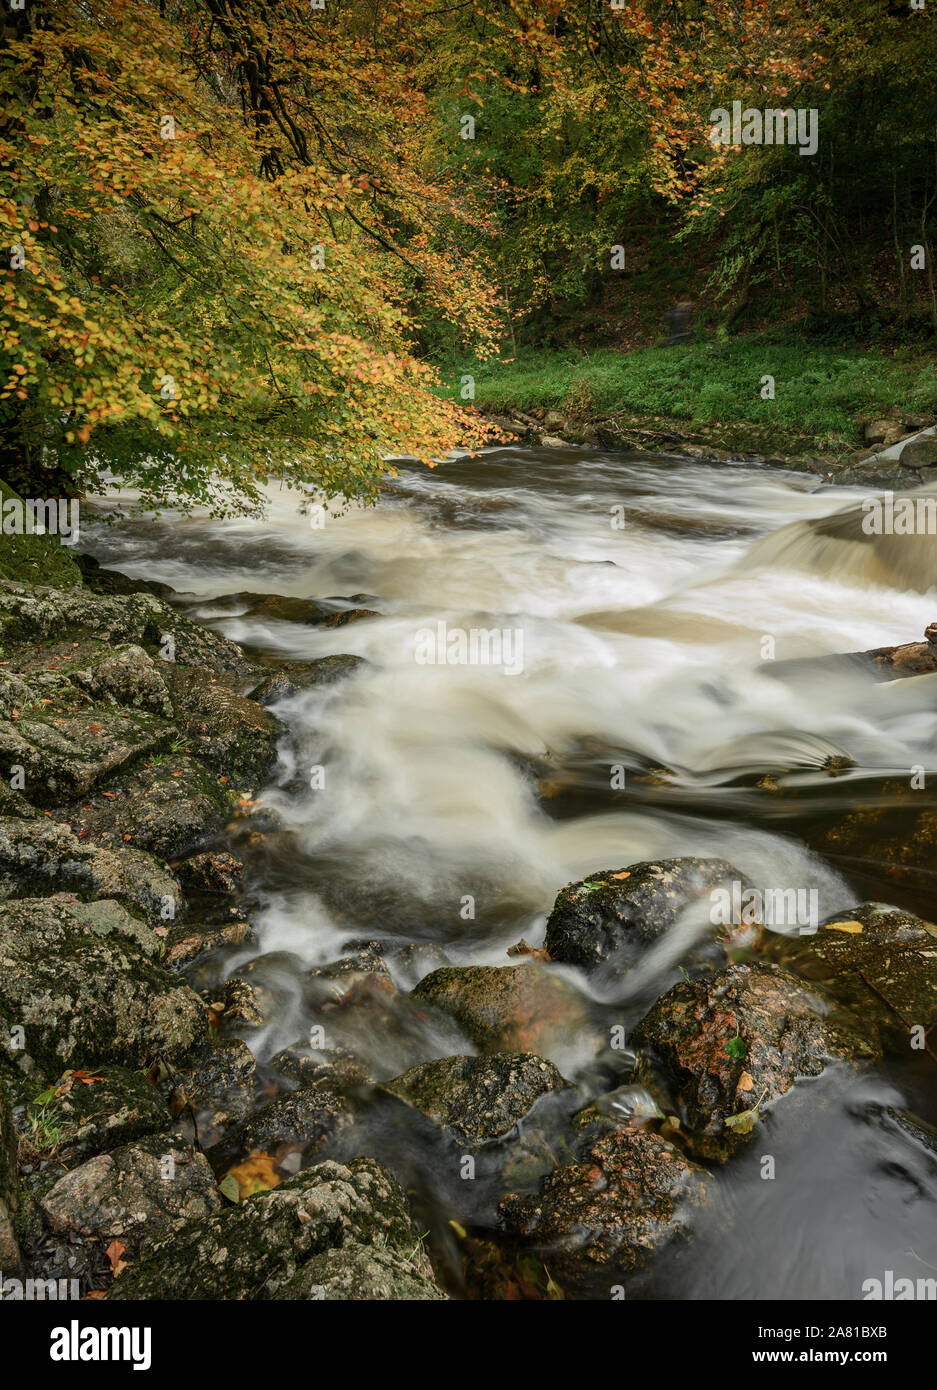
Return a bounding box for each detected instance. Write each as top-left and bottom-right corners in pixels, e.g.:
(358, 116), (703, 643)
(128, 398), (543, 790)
(0, 0), (501, 513)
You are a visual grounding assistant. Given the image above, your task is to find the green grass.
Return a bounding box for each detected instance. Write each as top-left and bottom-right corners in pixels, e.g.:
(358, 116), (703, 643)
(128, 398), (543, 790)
(438, 336), (937, 455)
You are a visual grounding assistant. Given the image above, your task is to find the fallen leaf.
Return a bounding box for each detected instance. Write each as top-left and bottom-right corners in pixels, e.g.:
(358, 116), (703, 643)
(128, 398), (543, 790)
(106, 1239), (128, 1277)
(225, 1152), (282, 1199)
(828, 920), (863, 934)
(738, 1071), (754, 1092)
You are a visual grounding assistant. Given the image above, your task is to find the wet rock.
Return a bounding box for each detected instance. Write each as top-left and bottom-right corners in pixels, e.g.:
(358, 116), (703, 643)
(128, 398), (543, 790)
(0, 898), (208, 1077)
(209, 975), (266, 1029)
(0, 815), (185, 927)
(249, 655), (368, 705)
(268, 1043), (373, 1094)
(41, 1135), (220, 1254)
(0, 708), (174, 806)
(0, 1076), (20, 1270)
(863, 627), (937, 679)
(381, 1053), (566, 1145)
(165, 920), (253, 968)
(210, 592), (377, 628)
(21, 1065), (173, 1166)
(412, 964), (597, 1068)
(304, 949), (395, 1006)
(167, 668), (285, 784)
(632, 961), (881, 1161)
(66, 645), (173, 718)
(898, 436), (937, 469)
(57, 755), (232, 858)
(174, 851), (243, 896)
(168, 1038), (256, 1147)
(500, 1127), (710, 1295)
(795, 903), (937, 1053)
(544, 858), (741, 974)
(205, 1083), (353, 1177)
(106, 1157), (443, 1300)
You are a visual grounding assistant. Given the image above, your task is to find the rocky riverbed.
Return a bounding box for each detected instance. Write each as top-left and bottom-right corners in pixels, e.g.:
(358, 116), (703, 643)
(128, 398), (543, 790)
(3, 452), (937, 1301)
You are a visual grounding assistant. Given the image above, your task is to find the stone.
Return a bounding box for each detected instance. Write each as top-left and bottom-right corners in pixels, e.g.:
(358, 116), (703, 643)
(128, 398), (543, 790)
(0, 1075), (20, 1271)
(381, 1053), (566, 1145)
(106, 1158), (445, 1300)
(173, 851), (243, 896)
(167, 1038), (256, 1149)
(41, 1135), (221, 1253)
(164, 920), (252, 968)
(632, 961), (881, 1160)
(204, 1083), (353, 1177)
(21, 1065), (172, 1165)
(66, 645), (173, 717)
(249, 655), (368, 705)
(0, 708), (174, 806)
(500, 1127), (710, 1295)
(544, 858), (742, 973)
(167, 667), (285, 784)
(0, 815), (184, 928)
(0, 898), (208, 1077)
(56, 755), (232, 858)
(898, 436), (937, 469)
(412, 964), (598, 1068)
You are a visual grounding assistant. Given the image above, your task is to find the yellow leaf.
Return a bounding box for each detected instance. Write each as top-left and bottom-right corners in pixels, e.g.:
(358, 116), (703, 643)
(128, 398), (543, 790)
(827, 920), (863, 934)
(738, 1071), (754, 1092)
(225, 1152), (282, 1199)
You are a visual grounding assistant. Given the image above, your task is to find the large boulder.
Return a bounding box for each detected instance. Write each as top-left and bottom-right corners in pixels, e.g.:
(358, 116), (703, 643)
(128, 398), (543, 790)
(412, 964), (598, 1068)
(41, 1135), (221, 1255)
(380, 1053), (566, 1146)
(0, 898), (208, 1078)
(0, 815), (184, 927)
(107, 1158), (446, 1300)
(0, 580), (254, 675)
(0, 708), (174, 806)
(500, 1127), (710, 1295)
(898, 436), (937, 469)
(544, 858), (742, 974)
(632, 961), (881, 1160)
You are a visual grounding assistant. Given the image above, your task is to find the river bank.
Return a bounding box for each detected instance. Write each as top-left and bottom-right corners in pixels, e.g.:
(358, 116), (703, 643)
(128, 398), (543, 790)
(4, 453), (937, 1301)
(439, 339), (937, 473)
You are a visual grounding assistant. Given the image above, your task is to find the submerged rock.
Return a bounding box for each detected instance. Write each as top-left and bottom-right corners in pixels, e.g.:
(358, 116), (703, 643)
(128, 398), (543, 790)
(412, 964), (597, 1067)
(381, 1053), (566, 1146)
(41, 1135), (220, 1254)
(0, 898), (208, 1077)
(107, 1157), (445, 1300)
(632, 961), (881, 1161)
(500, 1127), (710, 1295)
(544, 858), (742, 974)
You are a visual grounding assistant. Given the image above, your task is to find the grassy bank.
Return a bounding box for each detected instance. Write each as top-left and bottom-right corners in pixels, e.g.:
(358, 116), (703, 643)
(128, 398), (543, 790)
(439, 337), (937, 458)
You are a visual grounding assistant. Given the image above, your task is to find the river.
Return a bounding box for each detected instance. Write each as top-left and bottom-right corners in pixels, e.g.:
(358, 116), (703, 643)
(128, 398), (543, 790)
(82, 444), (937, 1299)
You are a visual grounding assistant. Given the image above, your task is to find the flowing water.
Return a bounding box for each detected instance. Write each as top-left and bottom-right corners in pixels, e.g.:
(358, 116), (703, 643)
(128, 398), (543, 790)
(83, 445), (937, 1299)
